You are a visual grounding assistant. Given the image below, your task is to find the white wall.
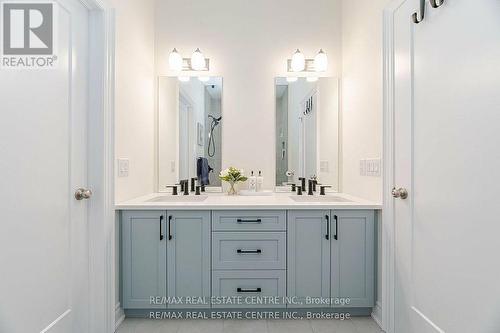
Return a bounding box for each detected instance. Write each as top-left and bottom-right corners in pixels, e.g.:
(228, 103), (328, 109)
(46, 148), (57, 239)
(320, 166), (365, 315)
(341, 0), (392, 320)
(113, 0), (156, 203)
(155, 0), (342, 189)
(110, 0), (156, 315)
(341, 0), (390, 203)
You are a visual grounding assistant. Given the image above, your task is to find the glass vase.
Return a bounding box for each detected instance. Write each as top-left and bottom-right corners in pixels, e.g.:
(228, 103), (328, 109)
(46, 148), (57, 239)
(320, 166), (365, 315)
(227, 181), (238, 196)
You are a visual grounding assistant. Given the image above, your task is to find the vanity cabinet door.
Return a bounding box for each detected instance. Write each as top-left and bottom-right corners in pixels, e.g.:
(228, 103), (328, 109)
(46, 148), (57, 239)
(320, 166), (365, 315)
(287, 210), (331, 308)
(122, 211), (167, 309)
(331, 210), (375, 308)
(167, 211), (211, 308)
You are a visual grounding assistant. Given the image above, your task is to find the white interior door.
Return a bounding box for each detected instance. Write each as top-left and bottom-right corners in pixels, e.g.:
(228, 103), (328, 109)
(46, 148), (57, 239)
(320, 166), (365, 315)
(179, 98), (190, 180)
(0, 1), (91, 332)
(392, 0), (500, 332)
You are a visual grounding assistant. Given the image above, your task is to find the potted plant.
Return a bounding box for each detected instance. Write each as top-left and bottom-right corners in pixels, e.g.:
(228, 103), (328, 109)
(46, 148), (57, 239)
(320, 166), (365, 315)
(219, 167), (248, 195)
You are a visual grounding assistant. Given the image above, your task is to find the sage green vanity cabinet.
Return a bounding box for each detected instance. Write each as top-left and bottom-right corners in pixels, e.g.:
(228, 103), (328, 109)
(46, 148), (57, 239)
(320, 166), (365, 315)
(166, 211), (211, 308)
(121, 208), (375, 311)
(121, 210), (211, 309)
(331, 210), (375, 307)
(287, 210), (331, 308)
(287, 210), (375, 308)
(122, 211), (167, 309)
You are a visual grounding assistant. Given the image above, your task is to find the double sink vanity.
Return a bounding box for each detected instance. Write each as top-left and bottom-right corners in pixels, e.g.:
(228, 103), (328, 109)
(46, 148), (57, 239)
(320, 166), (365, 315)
(117, 193), (380, 315)
(116, 75), (381, 317)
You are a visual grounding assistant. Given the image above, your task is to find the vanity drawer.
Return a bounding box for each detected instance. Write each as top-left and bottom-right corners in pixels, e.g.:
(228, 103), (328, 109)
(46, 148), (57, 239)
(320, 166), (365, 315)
(212, 210), (286, 231)
(212, 270), (286, 308)
(212, 232), (286, 270)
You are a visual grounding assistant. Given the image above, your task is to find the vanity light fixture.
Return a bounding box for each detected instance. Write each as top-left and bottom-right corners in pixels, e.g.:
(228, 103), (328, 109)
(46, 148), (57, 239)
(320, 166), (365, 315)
(168, 48), (210, 71)
(290, 49), (306, 72)
(314, 49), (328, 72)
(191, 48), (206, 71)
(198, 76), (210, 82)
(287, 49), (328, 73)
(178, 76), (190, 82)
(168, 48), (183, 71)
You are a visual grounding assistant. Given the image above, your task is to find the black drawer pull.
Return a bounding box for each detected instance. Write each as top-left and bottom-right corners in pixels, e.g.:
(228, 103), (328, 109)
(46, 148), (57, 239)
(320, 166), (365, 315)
(237, 218), (262, 223)
(237, 287), (262, 293)
(237, 249), (262, 254)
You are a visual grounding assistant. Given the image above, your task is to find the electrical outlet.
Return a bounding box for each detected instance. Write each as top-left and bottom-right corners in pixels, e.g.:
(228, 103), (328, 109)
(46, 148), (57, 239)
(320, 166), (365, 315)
(118, 159), (129, 177)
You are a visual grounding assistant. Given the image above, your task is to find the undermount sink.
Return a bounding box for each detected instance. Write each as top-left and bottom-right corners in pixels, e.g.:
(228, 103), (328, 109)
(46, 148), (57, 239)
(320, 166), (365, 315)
(146, 196), (208, 203)
(290, 196), (352, 203)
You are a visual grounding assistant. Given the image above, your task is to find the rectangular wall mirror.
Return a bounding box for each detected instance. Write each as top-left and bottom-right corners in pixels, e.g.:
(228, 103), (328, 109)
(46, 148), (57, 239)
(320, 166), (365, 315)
(158, 77), (223, 191)
(275, 77), (339, 191)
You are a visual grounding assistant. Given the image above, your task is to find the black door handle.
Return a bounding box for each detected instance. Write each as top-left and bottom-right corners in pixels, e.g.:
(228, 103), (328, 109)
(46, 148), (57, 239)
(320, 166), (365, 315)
(325, 215), (330, 240)
(160, 215), (164, 241)
(237, 218), (262, 224)
(237, 249), (262, 254)
(237, 288), (262, 293)
(168, 215), (173, 240)
(334, 215), (338, 240)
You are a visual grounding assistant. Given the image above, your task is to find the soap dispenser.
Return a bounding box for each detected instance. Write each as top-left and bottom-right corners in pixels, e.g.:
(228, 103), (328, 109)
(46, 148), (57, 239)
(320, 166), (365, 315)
(256, 171), (264, 192)
(248, 171), (257, 192)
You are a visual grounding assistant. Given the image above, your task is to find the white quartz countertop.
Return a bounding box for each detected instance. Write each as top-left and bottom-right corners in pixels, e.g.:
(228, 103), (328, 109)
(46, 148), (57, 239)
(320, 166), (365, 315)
(115, 192), (382, 210)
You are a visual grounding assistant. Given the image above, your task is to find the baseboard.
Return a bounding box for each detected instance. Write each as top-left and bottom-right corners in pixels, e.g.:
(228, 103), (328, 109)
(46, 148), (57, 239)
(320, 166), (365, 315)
(371, 301), (383, 331)
(115, 302), (125, 331)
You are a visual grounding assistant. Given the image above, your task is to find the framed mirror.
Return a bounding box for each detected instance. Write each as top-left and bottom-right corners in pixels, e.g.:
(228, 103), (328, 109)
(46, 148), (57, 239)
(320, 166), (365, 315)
(158, 77), (223, 192)
(275, 77), (339, 191)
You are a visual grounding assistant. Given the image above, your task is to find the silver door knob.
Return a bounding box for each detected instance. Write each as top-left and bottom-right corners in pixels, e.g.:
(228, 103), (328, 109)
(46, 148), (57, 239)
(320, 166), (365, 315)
(75, 188), (92, 200)
(392, 187), (408, 200)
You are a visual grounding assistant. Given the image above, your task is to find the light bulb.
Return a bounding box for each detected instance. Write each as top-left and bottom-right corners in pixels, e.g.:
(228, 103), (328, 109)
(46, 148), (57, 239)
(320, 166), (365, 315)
(178, 76), (190, 82)
(291, 49), (305, 72)
(306, 76), (319, 82)
(198, 76), (210, 82)
(314, 49), (328, 72)
(168, 48), (183, 71)
(191, 48), (206, 71)
(286, 77), (298, 83)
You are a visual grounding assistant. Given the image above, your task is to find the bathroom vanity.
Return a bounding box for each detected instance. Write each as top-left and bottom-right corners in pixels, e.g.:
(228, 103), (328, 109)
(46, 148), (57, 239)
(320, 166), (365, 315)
(117, 193), (380, 316)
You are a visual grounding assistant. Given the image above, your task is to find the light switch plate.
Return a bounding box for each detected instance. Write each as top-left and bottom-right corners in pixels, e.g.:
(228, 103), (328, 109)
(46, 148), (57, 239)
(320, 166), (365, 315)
(118, 159), (129, 177)
(320, 160), (329, 173)
(360, 160), (367, 176)
(365, 158), (382, 177)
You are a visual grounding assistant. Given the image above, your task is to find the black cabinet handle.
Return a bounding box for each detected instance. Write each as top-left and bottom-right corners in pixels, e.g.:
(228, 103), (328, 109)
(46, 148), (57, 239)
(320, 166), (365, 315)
(159, 215), (164, 241)
(334, 215), (338, 240)
(237, 218), (262, 224)
(237, 249), (262, 254)
(168, 215), (173, 240)
(237, 287), (262, 293)
(325, 215), (330, 240)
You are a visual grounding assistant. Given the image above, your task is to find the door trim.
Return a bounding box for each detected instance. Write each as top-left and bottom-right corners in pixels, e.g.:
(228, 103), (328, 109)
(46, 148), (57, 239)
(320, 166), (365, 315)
(77, 0), (116, 332)
(382, 1), (406, 332)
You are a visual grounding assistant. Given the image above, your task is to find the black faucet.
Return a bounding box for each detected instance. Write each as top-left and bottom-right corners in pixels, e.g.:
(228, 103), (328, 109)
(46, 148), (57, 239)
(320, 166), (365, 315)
(308, 180), (314, 195)
(190, 177), (197, 192)
(166, 185), (178, 195)
(183, 180), (190, 195)
(320, 186), (332, 196)
(298, 177), (306, 191)
(297, 187), (303, 195)
(195, 186), (201, 195)
(201, 184), (206, 192)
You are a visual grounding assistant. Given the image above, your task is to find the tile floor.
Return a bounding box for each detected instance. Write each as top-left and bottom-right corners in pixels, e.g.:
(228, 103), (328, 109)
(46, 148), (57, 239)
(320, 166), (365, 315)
(116, 317), (383, 333)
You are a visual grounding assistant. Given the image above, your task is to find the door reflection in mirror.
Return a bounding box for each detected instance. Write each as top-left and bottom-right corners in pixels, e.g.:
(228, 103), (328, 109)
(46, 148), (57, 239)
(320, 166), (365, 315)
(275, 77), (339, 191)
